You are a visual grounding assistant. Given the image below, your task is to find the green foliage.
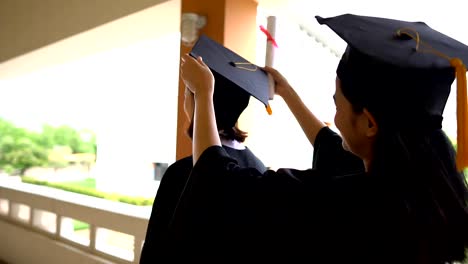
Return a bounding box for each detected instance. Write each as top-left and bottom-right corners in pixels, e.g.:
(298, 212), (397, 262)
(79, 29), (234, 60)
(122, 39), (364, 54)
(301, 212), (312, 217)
(21, 176), (154, 206)
(0, 134), (48, 175)
(22, 176), (106, 198)
(65, 178), (96, 189)
(39, 124), (96, 154)
(73, 220), (90, 231)
(0, 119), (29, 139)
(2, 164), (16, 175)
(0, 118), (97, 175)
(117, 195), (154, 206)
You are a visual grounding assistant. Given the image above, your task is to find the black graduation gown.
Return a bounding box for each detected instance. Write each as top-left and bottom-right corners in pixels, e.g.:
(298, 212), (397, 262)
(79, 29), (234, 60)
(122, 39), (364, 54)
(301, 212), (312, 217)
(167, 128), (418, 263)
(313, 127), (365, 174)
(140, 146), (266, 263)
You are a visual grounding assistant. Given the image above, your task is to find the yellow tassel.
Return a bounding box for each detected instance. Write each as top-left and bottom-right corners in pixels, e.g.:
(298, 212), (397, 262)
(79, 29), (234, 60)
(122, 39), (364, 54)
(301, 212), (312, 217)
(450, 58), (468, 171)
(266, 104), (273, 115)
(395, 28), (467, 171)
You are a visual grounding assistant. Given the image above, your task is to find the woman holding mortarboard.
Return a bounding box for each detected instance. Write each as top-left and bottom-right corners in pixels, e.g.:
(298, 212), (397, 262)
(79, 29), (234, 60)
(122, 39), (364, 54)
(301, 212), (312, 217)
(140, 37), (267, 263)
(176, 14), (468, 263)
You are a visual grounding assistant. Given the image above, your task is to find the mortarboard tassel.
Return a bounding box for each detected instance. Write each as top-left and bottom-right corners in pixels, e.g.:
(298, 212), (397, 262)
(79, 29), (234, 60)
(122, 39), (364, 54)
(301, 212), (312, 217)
(450, 58), (468, 171)
(396, 28), (468, 172)
(266, 104), (273, 115)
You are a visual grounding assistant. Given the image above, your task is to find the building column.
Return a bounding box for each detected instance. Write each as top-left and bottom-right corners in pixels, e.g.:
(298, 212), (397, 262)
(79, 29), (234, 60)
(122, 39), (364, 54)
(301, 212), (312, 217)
(175, 0), (258, 160)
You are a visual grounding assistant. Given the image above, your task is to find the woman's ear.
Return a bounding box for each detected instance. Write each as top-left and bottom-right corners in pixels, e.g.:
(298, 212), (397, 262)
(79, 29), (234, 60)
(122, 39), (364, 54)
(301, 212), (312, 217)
(363, 108), (378, 137)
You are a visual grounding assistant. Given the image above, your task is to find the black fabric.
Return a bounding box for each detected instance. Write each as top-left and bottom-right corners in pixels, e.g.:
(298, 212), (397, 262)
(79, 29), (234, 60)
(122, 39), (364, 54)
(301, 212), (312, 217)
(139, 146), (265, 263)
(139, 157), (192, 264)
(223, 146), (266, 173)
(312, 126), (365, 174)
(168, 146), (416, 263)
(165, 128), (427, 263)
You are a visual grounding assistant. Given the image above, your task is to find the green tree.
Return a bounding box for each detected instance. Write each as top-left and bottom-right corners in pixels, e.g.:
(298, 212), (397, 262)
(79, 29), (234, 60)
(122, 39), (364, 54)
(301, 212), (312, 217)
(0, 136), (48, 175)
(77, 129), (97, 154)
(0, 118), (29, 140)
(0, 118), (96, 175)
(36, 124), (56, 149)
(52, 126), (81, 153)
(39, 125), (96, 154)
(0, 119), (48, 174)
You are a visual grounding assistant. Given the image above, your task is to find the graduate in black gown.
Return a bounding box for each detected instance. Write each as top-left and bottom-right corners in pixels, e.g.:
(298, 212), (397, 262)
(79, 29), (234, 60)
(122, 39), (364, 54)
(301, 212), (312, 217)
(175, 14), (468, 263)
(139, 41), (267, 263)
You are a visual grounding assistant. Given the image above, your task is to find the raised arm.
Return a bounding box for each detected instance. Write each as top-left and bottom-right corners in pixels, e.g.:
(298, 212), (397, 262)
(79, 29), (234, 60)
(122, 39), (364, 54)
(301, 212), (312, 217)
(264, 67), (363, 173)
(263, 66), (326, 146)
(180, 54), (221, 164)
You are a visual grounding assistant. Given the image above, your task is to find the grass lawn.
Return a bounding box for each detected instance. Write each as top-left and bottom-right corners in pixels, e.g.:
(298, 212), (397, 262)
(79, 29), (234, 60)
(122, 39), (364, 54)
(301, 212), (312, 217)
(22, 176), (154, 206)
(73, 219), (90, 231)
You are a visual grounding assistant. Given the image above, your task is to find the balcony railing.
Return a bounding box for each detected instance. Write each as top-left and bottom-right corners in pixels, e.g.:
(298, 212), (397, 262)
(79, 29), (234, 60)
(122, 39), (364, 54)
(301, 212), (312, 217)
(0, 176), (151, 264)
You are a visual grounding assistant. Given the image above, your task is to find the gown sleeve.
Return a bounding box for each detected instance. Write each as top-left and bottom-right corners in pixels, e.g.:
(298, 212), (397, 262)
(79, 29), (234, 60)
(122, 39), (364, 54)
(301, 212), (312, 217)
(312, 126), (365, 174)
(168, 146), (346, 261)
(168, 146), (411, 263)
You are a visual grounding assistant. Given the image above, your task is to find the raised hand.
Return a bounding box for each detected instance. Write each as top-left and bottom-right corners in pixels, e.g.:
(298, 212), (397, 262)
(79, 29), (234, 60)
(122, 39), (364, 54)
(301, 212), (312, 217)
(263, 66), (293, 98)
(180, 54), (215, 97)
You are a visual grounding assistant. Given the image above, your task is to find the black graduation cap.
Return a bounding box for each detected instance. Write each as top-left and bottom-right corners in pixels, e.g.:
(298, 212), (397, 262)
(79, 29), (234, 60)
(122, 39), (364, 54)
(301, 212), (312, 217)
(316, 14), (468, 170)
(189, 34), (272, 130)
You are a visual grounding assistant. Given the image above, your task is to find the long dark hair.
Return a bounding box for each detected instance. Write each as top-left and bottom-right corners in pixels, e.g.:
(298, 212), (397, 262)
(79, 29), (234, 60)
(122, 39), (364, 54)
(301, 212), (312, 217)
(375, 123), (467, 261)
(347, 98), (468, 262)
(336, 44), (468, 261)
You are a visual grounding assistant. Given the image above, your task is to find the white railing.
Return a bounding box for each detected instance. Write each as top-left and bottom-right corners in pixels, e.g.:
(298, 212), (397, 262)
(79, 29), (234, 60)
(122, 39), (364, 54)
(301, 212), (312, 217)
(0, 176), (151, 264)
